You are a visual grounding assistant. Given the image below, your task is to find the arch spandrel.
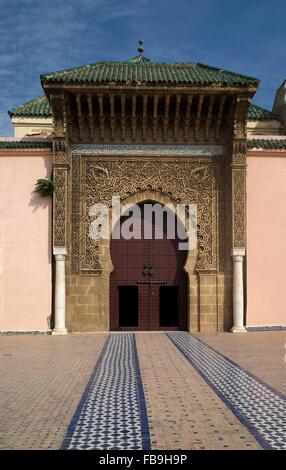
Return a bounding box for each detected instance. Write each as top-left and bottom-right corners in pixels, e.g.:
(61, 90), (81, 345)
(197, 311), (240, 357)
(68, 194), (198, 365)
(71, 155), (219, 276)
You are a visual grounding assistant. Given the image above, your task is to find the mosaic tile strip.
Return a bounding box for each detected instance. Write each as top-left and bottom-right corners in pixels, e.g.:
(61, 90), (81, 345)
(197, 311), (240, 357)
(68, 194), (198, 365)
(62, 333), (150, 450)
(0, 331), (51, 336)
(247, 326), (286, 332)
(167, 332), (286, 450)
(71, 144), (226, 157)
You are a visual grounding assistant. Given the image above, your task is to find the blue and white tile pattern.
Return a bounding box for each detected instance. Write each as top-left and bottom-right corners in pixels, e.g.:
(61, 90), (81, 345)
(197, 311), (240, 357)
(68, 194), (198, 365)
(62, 333), (150, 450)
(167, 332), (286, 450)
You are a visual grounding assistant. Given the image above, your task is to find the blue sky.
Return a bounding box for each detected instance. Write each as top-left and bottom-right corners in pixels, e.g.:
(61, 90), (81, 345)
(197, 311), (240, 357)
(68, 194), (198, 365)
(0, 0), (286, 136)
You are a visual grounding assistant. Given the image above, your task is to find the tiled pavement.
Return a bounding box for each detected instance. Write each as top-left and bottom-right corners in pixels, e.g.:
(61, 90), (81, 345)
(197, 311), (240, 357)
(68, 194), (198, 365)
(193, 332), (286, 396)
(0, 334), (107, 449)
(136, 333), (261, 450)
(168, 332), (286, 450)
(62, 334), (150, 450)
(0, 331), (285, 450)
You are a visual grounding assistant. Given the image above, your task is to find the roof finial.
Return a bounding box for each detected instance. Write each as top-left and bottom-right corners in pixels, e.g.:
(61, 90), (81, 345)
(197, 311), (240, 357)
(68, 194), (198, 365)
(138, 39), (144, 55)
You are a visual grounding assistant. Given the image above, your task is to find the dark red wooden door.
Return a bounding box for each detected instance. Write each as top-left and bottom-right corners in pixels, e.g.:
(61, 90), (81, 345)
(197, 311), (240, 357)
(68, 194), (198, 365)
(110, 204), (187, 330)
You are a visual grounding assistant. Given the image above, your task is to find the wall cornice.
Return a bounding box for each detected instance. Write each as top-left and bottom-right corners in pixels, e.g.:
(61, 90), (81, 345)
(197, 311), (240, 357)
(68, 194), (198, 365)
(71, 144), (226, 157)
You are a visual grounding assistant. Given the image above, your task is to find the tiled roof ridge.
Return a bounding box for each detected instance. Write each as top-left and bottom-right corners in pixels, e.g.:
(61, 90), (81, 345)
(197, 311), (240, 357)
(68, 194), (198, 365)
(40, 59), (259, 86)
(196, 62), (258, 81)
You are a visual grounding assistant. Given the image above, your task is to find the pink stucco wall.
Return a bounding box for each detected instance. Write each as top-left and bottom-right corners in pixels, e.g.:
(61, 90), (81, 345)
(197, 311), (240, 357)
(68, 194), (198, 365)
(1, 148), (285, 330)
(247, 151), (286, 326)
(0, 151), (52, 331)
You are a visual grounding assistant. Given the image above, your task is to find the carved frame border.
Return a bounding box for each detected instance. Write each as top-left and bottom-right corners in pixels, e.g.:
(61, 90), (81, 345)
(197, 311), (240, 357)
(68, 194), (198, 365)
(71, 154), (221, 275)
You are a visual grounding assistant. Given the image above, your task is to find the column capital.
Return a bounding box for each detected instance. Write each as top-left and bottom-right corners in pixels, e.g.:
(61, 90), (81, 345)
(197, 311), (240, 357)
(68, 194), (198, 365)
(232, 248), (245, 257)
(53, 247), (67, 256)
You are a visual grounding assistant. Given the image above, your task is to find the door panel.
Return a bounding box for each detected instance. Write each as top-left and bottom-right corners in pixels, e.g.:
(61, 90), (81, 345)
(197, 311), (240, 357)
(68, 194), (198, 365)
(110, 203), (187, 330)
(160, 286), (179, 327)
(139, 284), (150, 330)
(119, 286), (138, 327)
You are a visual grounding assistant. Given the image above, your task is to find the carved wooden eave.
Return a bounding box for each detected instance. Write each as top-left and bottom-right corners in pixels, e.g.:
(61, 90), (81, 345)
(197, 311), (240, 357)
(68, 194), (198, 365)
(142, 94), (148, 141)
(97, 93), (104, 140)
(87, 94), (94, 140)
(48, 92), (69, 166)
(132, 94), (137, 140)
(49, 93), (66, 137)
(75, 94), (83, 141)
(44, 82), (257, 145)
(205, 95), (214, 142)
(184, 95), (193, 141)
(215, 95), (226, 141)
(109, 94), (115, 140)
(120, 94), (126, 140)
(174, 94), (181, 141)
(43, 82), (258, 93)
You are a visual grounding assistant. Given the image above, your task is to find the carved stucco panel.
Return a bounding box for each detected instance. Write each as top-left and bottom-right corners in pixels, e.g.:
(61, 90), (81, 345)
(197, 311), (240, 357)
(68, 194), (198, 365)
(53, 167), (67, 247)
(232, 168), (246, 248)
(71, 156), (218, 274)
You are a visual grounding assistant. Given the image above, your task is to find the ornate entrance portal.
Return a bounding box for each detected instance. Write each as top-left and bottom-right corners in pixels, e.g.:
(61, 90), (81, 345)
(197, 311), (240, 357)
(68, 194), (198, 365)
(42, 53), (258, 333)
(110, 204), (187, 330)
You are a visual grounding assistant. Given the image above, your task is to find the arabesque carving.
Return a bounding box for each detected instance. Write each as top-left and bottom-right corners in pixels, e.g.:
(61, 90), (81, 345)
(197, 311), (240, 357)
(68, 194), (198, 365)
(232, 152), (247, 166)
(71, 157), (219, 274)
(232, 169), (246, 248)
(53, 137), (68, 164)
(53, 167), (67, 247)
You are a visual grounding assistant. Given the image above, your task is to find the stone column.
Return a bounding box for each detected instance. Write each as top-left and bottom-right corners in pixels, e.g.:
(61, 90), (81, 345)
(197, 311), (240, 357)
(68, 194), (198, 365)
(52, 247), (67, 335)
(231, 248), (246, 333)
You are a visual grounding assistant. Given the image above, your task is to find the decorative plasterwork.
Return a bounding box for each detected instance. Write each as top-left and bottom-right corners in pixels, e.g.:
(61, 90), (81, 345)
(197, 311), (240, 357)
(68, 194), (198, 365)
(229, 95), (249, 250)
(71, 155), (220, 275)
(53, 167), (67, 247)
(232, 169), (246, 248)
(71, 144), (226, 157)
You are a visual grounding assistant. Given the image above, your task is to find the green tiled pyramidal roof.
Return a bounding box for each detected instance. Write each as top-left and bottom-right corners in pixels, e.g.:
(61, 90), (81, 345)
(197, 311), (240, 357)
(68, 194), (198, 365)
(247, 139), (286, 149)
(247, 103), (279, 121)
(8, 96), (52, 117)
(8, 95), (278, 123)
(41, 56), (259, 87)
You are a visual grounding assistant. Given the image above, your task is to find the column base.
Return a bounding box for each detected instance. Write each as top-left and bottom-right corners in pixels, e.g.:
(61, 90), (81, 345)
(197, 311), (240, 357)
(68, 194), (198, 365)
(231, 326), (247, 333)
(52, 328), (68, 335)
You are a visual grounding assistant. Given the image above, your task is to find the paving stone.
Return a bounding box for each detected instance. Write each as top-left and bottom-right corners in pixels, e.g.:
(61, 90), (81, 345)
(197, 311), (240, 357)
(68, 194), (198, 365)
(193, 331), (286, 396)
(0, 334), (107, 449)
(168, 332), (286, 450)
(136, 333), (261, 450)
(0, 331), (285, 450)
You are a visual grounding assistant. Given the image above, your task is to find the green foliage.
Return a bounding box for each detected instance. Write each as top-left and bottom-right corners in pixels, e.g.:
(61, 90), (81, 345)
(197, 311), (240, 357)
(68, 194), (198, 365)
(35, 178), (55, 197)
